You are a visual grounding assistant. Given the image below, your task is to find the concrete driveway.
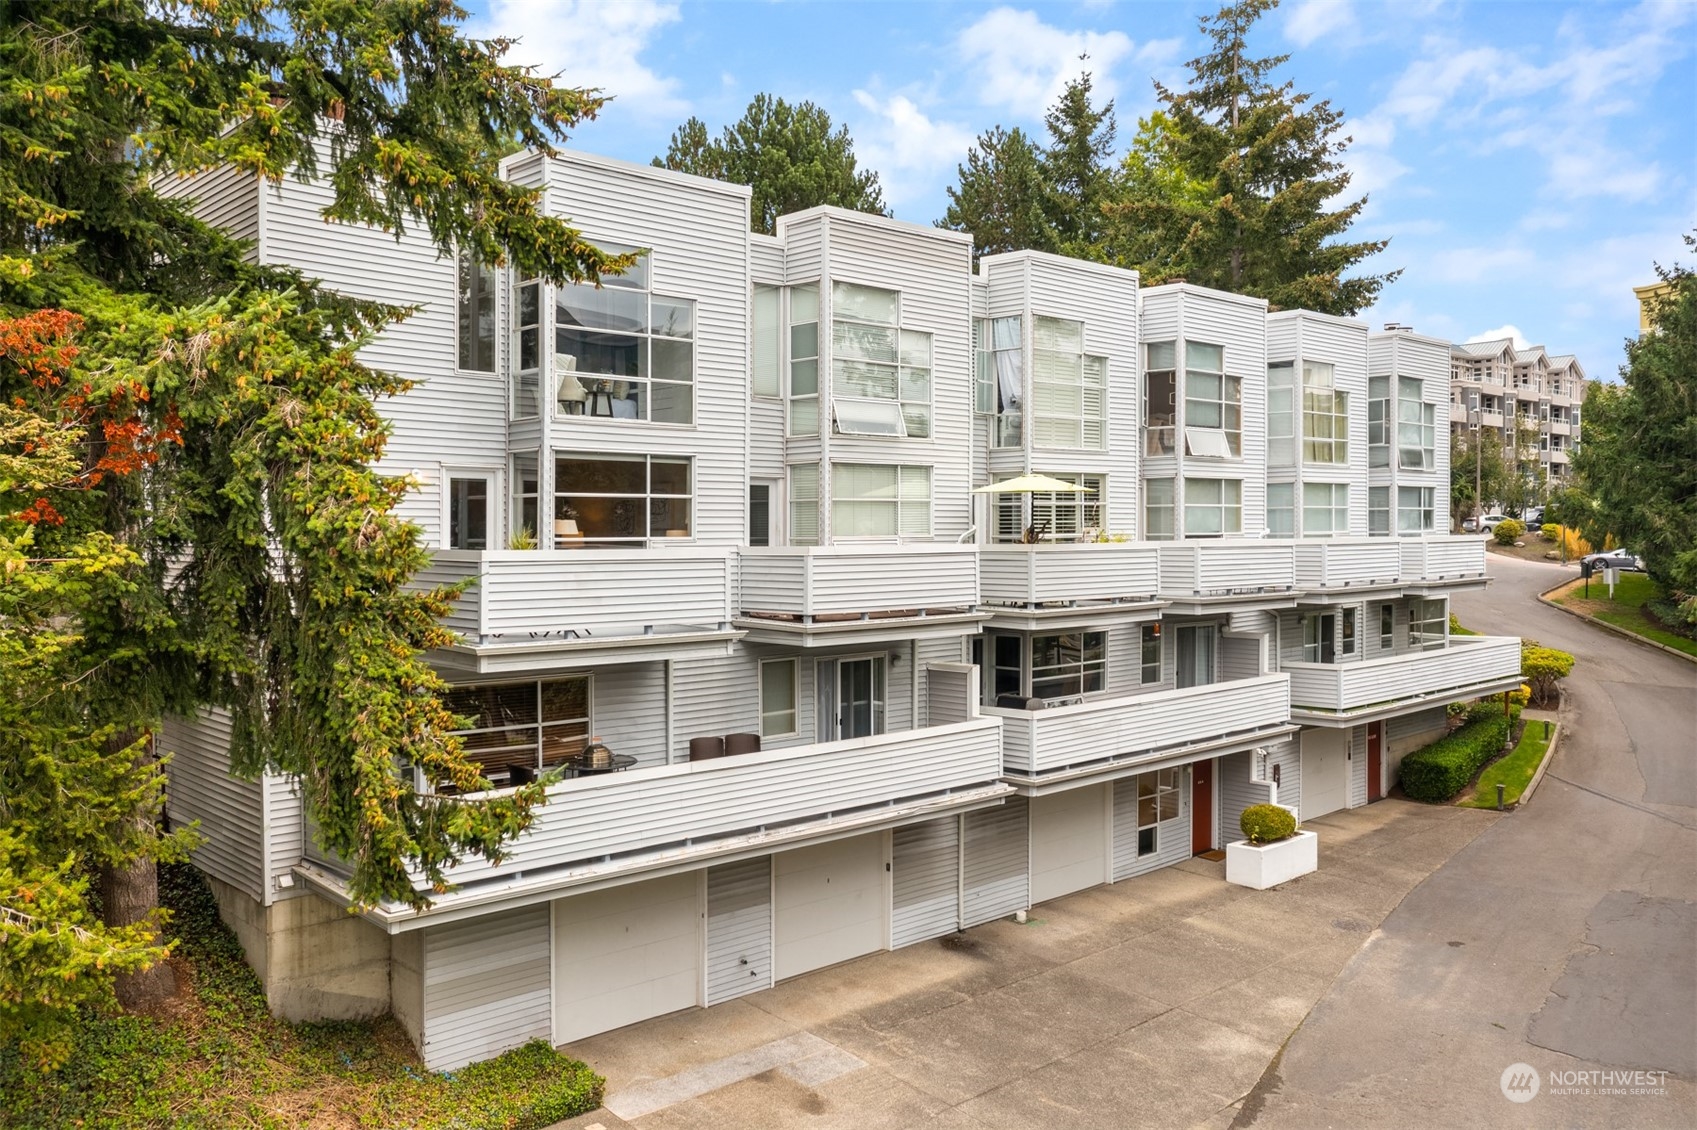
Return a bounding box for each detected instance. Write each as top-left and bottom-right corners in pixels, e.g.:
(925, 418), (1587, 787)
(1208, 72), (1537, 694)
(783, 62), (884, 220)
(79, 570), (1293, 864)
(552, 800), (1498, 1129)
(1239, 555), (1697, 1128)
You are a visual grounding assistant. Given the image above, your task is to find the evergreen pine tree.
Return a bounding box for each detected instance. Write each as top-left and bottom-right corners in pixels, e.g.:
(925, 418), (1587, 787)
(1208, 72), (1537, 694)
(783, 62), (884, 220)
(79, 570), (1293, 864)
(1040, 70), (1118, 258)
(937, 126), (1055, 261)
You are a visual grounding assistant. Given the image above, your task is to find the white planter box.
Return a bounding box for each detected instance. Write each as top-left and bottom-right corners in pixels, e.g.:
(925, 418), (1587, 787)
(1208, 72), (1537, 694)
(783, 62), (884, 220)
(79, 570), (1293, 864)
(1226, 830), (1319, 890)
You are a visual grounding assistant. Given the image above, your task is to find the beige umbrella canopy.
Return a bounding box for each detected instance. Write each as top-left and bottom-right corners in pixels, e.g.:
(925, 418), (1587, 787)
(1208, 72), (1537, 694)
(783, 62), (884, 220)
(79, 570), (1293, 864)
(971, 473), (1095, 495)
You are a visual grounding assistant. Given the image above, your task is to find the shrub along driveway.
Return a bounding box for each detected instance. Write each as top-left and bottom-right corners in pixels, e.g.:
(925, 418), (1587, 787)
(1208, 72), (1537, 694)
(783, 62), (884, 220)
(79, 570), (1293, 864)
(551, 801), (1497, 1130)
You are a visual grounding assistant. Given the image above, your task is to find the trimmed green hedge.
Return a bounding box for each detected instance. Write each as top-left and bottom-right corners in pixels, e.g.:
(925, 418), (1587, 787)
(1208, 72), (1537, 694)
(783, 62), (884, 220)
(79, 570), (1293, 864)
(1400, 707), (1515, 802)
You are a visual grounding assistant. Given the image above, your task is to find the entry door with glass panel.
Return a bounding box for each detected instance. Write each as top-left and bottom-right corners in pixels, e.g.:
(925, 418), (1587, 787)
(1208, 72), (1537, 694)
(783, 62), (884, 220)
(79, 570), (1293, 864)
(1175, 625), (1217, 689)
(1303, 613), (1337, 664)
(817, 657), (885, 741)
(448, 474), (494, 550)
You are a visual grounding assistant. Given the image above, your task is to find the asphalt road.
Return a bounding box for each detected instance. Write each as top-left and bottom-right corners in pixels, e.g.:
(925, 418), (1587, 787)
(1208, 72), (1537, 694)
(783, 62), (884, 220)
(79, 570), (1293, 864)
(1240, 553), (1697, 1128)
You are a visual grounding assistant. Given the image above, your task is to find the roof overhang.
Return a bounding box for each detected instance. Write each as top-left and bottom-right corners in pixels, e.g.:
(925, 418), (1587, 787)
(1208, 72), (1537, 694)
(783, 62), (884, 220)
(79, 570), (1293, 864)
(734, 610), (991, 647)
(979, 599), (1166, 633)
(1160, 592), (1300, 616)
(1293, 584), (1405, 606)
(1403, 576), (1491, 594)
(429, 627), (745, 676)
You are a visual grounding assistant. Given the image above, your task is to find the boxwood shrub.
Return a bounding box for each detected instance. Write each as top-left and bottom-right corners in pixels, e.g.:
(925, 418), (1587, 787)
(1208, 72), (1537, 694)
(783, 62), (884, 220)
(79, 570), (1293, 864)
(1400, 710), (1513, 801)
(1240, 803), (1298, 844)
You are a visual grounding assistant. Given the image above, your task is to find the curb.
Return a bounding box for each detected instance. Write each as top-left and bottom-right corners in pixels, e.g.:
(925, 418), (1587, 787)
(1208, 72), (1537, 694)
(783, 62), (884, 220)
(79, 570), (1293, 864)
(1536, 580), (1697, 666)
(1518, 720), (1560, 807)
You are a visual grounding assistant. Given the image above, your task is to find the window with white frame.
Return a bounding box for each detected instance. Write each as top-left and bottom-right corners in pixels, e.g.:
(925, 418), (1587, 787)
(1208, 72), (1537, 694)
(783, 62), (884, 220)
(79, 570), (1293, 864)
(788, 284), (819, 435)
(511, 452), (539, 544)
(990, 633), (1022, 699)
(1030, 631), (1106, 699)
(553, 454), (691, 545)
(1267, 481), (1295, 537)
(832, 463), (930, 539)
(439, 677), (590, 788)
(1302, 612), (1335, 663)
(1184, 477), (1242, 536)
(1140, 624), (1162, 684)
(1379, 603), (1395, 650)
(1136, 767), (1180, 856)
(979, 316), (1024, 448)
(1144, 478), (1175, 540)
(760, 659), (798, 738)
(1302, 482), (1349, 538)
(448, 476), (491, 550)
(553, 246), (693, 424)
(1184, 342), (1241, 457)
(1145, 342), (1177, 456)
(995, 473), (1103, 542)
(457, 254), (497, 373)
(1397, 377), (1436, 470)
(1341, 607), (1357, 656)
(752, 285), (780, 397)
(1268, 361), (1296, 466)
(1302, 361), (1348, 464)
(832, 282), (930, 438)
(788, 463), (820, 546)
(512, 278), (541, 417)
(1397, 486), (1435, 534)
(1368, 485), (1391, 537)
(1410, 598), (1447, 650)
(1030, 316), (1105, 450)
(1368, 375), (1391, 467)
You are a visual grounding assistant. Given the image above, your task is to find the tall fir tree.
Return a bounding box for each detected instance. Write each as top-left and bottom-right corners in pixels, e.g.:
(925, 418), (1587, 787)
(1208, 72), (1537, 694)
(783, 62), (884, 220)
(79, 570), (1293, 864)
(1040, 70), (1118, 258)
(1106, 0), (1396, 314)
(655, 95), (887, 235)
(937, 126), (1055, 261)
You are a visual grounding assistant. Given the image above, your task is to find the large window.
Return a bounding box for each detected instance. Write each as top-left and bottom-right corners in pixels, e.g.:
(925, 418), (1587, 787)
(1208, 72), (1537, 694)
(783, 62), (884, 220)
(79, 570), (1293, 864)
(759, 659), (798, 738)
(789, 284), (820, 435)
(1341, 607), (1357, 656)
(1184, 342), (1241, 457)
(978, 316), (1024, 447)
(1144, 478), (1175, 540)
(1268, 361), (1296, 466)
(553, 454), (691, 545)
(441, 677), (590, 787)
(1030, 631), (1106, 699)
(1267, 482), (1295, 537)
(991, 633), (1022, 700)
(788, 463), (820, 546)
(512, 279), (541, 417)
(832, 282), (930, 438)
(832, 463), (930, 539)
(1368, 485), (1391, 537)
(449, 476), (490, 550)
(1398, 486), (1435, 534)
(1368, 376), (1390, 467)
(1302, 613), (1336, 663)
(1140, 624), (1162, 684)
(1184, 477), (1241, 536)
(1030, 316), (1105, 450)
(1136, 767), (1180, 856)
(1379, 603), (1395, 650)
(752, 285), (780, 398)
(457, 254), (496, 373)
(994, 473), (1103, 542)
(1302, 361), (1348, 464)
(1410, 598), (1447, 650)
(512, 452), (539, 545)
(1145, 342), (1176, 456)
(1302, 482), (1349, 538)
(553, 245), (693, 424)
(1397, 377), (1436, 470)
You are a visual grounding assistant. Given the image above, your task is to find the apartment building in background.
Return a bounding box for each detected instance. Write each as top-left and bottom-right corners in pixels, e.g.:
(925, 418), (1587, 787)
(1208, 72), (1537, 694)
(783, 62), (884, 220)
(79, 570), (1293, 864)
(157, 149), (1525, 1071)
(1448, 336), (1588, 488)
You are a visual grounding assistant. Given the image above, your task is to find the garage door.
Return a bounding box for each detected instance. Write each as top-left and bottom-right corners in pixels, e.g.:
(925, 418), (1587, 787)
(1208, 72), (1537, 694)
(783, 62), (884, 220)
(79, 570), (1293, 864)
(773, 833), (885, 981)
(1030, 785), (1109, 905)
(1301, 728), (1350, 819)
(892, 817), (960, 948)
(705, 857), (772, 1006)
(963, 799), (1028, 927)
(553, 873), (700, 1043)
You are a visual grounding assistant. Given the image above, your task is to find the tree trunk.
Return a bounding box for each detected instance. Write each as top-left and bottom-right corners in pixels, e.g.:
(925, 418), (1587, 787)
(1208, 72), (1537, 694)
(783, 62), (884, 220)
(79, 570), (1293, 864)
(101, 734), (176, 1009)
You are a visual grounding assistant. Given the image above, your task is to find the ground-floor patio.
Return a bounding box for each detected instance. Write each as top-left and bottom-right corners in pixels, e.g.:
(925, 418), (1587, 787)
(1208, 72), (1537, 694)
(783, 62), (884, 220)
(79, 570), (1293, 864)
(551, 798), (1499, 1129)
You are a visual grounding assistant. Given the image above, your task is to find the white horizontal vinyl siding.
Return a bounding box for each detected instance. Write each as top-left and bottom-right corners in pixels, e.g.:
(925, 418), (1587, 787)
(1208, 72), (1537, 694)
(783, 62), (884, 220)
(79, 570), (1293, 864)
(1111, 771), (1191, 880)
(263, 773), (304, 899)
(962, 798), (1029, 925)
(706, 856), (773, 1005)
(1217, 750), (1274, 846)
(156, 164), (260, 255)
(422, 904), (552, 1070)
(161, 710), (263, 901)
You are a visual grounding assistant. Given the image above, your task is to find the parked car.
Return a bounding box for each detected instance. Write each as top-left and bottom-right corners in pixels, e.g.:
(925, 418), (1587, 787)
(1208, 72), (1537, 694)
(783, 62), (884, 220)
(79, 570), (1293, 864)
(1522, 506), (1544, 527)
(1463, 513), (1507, 533)
(1581, 547), (1643, 573)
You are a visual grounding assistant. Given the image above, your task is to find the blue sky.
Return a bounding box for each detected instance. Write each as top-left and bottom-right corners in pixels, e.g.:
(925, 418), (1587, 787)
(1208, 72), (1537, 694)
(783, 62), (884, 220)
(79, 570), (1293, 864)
(463, 1), (1695, 382)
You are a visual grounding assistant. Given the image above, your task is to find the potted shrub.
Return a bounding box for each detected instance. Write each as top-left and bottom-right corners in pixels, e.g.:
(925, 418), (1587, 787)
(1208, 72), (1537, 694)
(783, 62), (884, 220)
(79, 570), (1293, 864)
(1225, 803), (1318, 890)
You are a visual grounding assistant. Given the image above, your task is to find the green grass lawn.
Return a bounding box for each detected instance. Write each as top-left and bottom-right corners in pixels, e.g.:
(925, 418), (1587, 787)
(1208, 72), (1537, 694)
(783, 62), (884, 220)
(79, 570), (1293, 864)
(1552, 572), (1697, 658)
(0, 866), (604, 1130)
(1461, 719), (1554, 809)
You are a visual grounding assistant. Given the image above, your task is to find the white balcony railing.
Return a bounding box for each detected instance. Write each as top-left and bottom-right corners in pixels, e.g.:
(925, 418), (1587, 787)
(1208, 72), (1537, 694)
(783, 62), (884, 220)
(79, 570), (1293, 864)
(993, 673), (1291, 776)
(1399, 536), (1487, 584)
(1293, 539), (1403, 589)
(979, 543), (1160, 608)
(1157, 541), (1296, 598)
(404, 717), (1006, 890)
(1285, 634), (1521, 714)
(740, 545), (979, 619)
(415, 548), (735, 642)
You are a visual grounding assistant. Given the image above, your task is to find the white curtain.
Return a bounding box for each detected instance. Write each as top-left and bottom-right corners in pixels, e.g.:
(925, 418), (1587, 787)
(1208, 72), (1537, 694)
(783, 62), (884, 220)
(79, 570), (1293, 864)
(992, 317), (1022, 411)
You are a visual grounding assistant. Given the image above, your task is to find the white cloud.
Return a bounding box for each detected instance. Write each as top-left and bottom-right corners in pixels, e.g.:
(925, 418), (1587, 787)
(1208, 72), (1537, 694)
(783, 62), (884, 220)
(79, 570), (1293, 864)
(1467, 324), (1532, 349)
(850, 91), (976, 215)
(955, 7), (1157, 114)
(473, 1), (687, 121)
(1285, 0), (1357, 47)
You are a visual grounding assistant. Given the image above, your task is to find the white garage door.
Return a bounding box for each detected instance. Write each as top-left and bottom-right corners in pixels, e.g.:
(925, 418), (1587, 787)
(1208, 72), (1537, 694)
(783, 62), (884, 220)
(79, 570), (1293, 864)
(1301, 728), (1350, 819)
(1030, 785), (1109, 905)
(773, 833), (885, 981)
(892, 817), (960, 948)
(553, 873), (700, 1043)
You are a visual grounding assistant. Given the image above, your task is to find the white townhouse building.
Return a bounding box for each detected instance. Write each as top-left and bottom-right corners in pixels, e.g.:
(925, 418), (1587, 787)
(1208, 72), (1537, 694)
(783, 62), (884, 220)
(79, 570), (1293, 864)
(1449, 337), (1587, 488)
(157, 150), (1524, 1071)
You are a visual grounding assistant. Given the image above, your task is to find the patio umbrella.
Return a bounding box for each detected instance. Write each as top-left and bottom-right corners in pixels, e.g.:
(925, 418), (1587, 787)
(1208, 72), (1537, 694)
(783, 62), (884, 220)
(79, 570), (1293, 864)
(971, 473), (1096, 494)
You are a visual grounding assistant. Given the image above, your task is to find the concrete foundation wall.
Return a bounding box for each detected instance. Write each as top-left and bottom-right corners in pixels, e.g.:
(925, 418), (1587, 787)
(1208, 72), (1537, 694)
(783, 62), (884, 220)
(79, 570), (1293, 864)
(391, 931), (424, 1047)
(204, 871), (393, 1023)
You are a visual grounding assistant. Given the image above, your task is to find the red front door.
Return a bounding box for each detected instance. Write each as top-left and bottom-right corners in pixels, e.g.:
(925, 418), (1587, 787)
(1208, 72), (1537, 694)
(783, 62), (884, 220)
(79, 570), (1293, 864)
(1192, 759), (1214, 854)
(1367, 722), (1384, 802)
